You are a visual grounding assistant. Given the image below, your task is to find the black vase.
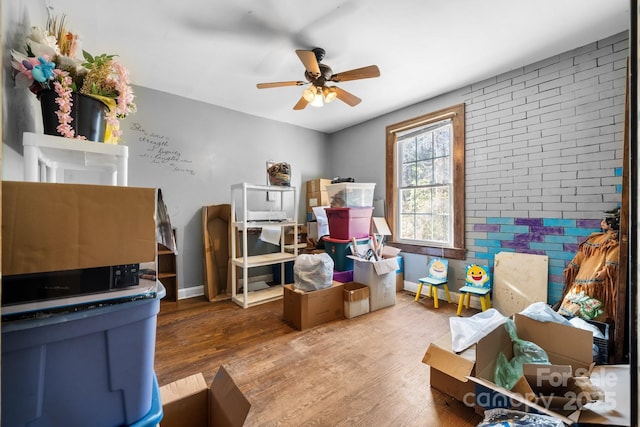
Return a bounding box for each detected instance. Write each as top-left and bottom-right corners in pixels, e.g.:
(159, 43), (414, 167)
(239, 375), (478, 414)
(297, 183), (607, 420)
(39, 90), (109, 142)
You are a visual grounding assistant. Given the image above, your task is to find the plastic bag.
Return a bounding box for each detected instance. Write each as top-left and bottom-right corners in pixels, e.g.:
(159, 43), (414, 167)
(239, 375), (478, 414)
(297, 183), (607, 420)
(494, 319), (550, 390)
(449, 308), (507, 353)
(293, 253), (334, 291)
(477, 408), (564, 427)
(519, 301), (572, 326)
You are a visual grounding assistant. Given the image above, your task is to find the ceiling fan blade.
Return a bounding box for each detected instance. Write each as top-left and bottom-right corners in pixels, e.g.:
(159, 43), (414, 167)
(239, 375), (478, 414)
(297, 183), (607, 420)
(257, 81), (306, 89)
(331, 65), (380, 82)
(295, 50), (321, 78)
(293, 96), (309, 110)
(334, 87), (361, 107)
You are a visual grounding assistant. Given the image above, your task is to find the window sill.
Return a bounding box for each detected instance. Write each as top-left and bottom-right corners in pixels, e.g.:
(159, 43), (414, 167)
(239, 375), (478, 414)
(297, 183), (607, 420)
(387, 241), (466, 260)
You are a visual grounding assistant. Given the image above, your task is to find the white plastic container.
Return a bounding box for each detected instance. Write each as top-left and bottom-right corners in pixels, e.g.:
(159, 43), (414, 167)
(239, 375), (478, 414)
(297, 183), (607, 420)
(326, 182), (375, 208)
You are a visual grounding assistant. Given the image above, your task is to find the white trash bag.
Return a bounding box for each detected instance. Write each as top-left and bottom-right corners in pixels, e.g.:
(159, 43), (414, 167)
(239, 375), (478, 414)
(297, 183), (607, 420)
(449, 308), (507, 353)
(293, 253), (334, 292)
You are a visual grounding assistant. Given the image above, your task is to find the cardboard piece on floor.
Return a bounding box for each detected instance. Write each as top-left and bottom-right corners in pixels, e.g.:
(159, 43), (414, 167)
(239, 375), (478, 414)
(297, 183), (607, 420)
(493, 252), (549, 316)
(160, 366), (251, 427)
(202, 204), (232, 301)
(578, 364), (631, 425)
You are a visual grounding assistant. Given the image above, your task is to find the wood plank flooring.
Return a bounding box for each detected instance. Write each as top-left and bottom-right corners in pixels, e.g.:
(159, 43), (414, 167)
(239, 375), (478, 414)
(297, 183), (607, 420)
(155, 290), (483, 426)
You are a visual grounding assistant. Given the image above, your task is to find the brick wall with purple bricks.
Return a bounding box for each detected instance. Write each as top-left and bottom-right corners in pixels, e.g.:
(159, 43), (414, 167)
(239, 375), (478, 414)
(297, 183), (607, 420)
(462, 30), (627, 305)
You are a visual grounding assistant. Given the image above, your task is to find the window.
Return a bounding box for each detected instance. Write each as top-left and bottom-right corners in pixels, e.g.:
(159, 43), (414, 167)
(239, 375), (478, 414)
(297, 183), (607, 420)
(385, 103), (465, 259)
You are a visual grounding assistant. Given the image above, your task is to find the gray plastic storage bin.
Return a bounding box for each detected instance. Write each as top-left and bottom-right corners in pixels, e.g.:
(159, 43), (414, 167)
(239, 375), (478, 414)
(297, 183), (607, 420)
(2, 284), (164, 427)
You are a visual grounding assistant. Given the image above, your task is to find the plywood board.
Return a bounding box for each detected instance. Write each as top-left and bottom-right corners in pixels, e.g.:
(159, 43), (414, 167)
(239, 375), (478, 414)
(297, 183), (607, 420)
(493, 252), (548, 316)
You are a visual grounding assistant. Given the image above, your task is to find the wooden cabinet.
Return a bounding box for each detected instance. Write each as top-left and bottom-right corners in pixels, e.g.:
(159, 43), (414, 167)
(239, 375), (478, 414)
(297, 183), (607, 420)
(230, 183), (298, 308)
(157, 242), (178, 302)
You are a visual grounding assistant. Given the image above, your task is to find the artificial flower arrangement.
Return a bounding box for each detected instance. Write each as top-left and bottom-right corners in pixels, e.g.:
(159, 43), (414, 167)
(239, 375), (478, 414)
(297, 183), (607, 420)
(10, 15), (136, 143)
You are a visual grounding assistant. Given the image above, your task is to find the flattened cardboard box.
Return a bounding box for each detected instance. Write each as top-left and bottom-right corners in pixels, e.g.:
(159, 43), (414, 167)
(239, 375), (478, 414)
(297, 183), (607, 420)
(160, 366), (251, 427)
(2, 181), (156, 275)
(283, 282), (345, 330)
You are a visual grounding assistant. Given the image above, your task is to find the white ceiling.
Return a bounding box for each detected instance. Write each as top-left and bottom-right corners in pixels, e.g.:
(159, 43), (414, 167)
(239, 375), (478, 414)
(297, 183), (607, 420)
(42, 0), (630, 134)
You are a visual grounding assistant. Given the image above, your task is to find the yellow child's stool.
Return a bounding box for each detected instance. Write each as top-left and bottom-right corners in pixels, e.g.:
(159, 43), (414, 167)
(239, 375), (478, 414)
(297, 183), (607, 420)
(457, 263), (492, 316)
(415, 258), (451, 309)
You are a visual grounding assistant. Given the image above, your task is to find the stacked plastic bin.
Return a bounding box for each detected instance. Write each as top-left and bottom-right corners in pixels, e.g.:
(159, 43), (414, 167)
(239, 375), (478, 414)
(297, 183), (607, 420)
(324, 183), (376, 282)
(1, 283), (166, 427)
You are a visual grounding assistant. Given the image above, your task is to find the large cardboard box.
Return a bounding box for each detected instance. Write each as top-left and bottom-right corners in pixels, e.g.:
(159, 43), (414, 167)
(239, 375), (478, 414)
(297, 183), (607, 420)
(352, 256), (399, 311)
(2, 181), (156, 275)
(283, 282), (345, 330)
(306, 178), (332, 193)
(422, 332), (477, 405)
(468, 314), (629, 425)
(160, 366), (251, 427)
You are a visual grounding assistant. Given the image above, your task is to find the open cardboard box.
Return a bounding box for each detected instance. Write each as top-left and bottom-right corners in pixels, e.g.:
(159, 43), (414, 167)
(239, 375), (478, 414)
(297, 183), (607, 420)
(467, 314), (630, 426)
(422, 332), (477, 405)
(160, 366), (251, 427)
(282, 281), (345, 330)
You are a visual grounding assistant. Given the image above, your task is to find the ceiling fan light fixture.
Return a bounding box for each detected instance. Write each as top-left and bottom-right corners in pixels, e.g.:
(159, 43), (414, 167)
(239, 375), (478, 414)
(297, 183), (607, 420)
(302, 86), (316, 102)
(310, 87), (324, 107)
(323, 86), (337, 103)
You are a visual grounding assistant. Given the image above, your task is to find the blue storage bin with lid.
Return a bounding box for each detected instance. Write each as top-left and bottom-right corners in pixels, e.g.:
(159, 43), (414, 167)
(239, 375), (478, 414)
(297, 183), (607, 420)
(1, 282), (164, 427)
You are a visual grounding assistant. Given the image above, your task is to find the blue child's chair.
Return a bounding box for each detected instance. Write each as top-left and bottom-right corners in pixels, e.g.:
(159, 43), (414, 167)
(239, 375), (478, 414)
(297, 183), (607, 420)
(415, 258), (451, 309)
(457, 264), (492, 316)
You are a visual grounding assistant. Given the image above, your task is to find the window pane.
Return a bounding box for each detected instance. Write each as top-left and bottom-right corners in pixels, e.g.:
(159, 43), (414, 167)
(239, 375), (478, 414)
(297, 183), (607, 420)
(400, 188), (414, 213)
(414, 187), (432, 213)
(415, 214), (432, 241)
(433, 187), (450, 214)
(433, 157), (450, 184)
(416, 133), (432, 161)
(416, 159), (433, 186)
(400, 214), (415, 239)
(401, 138), (416, 163)
(433, 214), (449, 242)
(401, 163), (416, 187)
(434, 126), (451, 157)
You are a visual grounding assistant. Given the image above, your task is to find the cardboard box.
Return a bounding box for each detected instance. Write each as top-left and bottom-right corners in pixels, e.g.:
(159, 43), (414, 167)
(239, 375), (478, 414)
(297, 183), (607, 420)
(467, 314), (623, 425)
(306, 178), (332, 193)
(352, 256), (399, 311)
(422, 332), (477, 405)
(2, 181), (156, 276)
(306, 191), (329, 212)
(160, 366), (251, 427)
(343, 282), (370, 318)
(283, 282), (345, 330)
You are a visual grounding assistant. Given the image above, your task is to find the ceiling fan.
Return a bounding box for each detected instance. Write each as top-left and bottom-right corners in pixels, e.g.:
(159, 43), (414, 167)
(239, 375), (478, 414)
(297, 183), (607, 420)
(256, 47), (380, 110)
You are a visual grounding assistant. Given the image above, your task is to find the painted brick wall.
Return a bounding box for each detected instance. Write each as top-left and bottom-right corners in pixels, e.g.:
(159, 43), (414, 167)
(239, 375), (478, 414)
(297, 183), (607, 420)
(462, 32), (627, 304)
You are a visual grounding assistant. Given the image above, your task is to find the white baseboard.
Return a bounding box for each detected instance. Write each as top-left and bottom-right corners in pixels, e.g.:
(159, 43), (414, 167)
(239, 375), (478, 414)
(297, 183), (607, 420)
(179, 285), (204, 300)
(403, 280), (483, 310)
(177, 274), (274, 300)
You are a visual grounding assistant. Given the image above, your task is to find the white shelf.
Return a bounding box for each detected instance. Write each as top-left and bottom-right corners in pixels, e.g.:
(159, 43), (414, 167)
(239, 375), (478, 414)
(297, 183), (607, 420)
(231, 252), (297, 268)
(231, 285), (284, 307)
(22, 132), (128, 186)
(230, 182), (298, 308)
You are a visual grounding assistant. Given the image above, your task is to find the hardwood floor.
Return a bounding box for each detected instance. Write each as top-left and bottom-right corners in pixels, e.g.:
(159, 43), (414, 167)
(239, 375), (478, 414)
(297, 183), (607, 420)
(155, 290), (483, 426)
